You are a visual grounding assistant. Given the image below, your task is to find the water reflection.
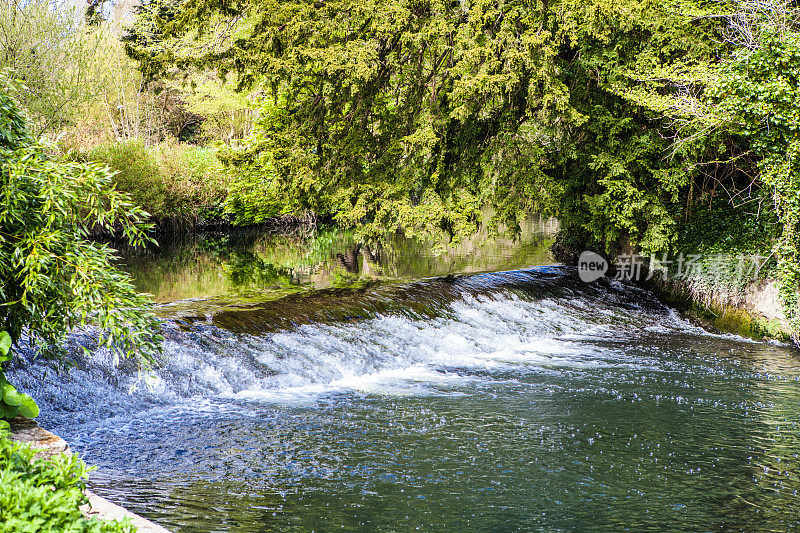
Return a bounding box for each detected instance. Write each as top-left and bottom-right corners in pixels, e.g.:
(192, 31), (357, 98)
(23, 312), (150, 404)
(119, 215), (557, 304)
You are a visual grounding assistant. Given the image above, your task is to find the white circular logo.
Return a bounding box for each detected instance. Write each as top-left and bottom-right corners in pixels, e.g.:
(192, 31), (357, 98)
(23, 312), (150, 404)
(577, 251), (608, 282)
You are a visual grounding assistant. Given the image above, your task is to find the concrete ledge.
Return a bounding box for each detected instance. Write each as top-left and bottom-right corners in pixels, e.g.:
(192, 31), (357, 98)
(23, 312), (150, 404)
(82, 490), (172, 533)
(8, 417), (172, 533)
(7, 416), (71, 459)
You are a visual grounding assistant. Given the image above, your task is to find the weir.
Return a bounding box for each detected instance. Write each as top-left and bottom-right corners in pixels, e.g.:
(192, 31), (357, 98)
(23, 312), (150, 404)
(8, 264), (800, 531)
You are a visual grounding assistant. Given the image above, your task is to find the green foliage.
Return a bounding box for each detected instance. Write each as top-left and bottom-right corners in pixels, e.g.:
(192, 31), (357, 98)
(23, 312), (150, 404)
(175, 75), (256, 144)
(0, 0), (104, 138)
(677, 199), (778, 257)
(0, 75), (161, 380)
(549, 0), (722, 255)
(122, 0), (183, 86)
(86, 139), (227, 223)
(0, 332), (38, 419)
(139, 0), (724, 245)
(0, 430), (136, 532)
(708, 16), (800, 337)
(0, 76), (30, 148)
(140, 0), (574, 238)
(130, 0), (800, 338)
(86, 140), (164, 216)
(75, 23), (171, 147)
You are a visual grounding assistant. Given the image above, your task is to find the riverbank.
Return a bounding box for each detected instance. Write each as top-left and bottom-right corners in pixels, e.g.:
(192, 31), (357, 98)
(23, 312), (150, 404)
(7, 418), (172, 533)
(647, 275), (795, 344)
(550, 230), (796, 345)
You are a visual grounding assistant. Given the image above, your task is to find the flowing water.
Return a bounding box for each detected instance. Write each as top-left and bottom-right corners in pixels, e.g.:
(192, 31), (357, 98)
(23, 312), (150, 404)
(7, 226), (800, 532)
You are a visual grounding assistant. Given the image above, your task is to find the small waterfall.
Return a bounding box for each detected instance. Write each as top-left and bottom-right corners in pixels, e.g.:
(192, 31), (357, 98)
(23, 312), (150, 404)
(9, 264), (800, 532)
(7, 266), (711, 428)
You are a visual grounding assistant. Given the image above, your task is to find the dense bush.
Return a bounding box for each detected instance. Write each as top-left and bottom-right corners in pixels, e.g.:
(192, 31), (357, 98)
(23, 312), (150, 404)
(0, 428), (135, 533)
(708, 21), (800, 337)
(129, 0), (720, 245)
(0, 77), (154, 532)
(86, 139), (227, 224)
(85, 140), (165, 217)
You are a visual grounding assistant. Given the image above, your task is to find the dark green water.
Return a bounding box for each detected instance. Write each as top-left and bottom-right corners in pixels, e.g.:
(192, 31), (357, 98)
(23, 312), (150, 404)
(10, 226), (800, 532)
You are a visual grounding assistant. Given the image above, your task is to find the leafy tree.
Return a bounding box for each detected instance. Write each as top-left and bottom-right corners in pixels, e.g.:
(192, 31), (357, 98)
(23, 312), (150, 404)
(707, 4), (800, 338)
(0, 74), (162, 418)
(130, 0), (727, 242)
(0, 0), (104, 138)
(128, 0), (799, 336)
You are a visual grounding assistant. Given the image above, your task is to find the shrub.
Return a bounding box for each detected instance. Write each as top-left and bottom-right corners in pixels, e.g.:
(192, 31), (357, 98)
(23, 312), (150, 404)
(151, 142), (227, 218)
(0, 76), (161, 365)
(87, 139), (226, 224)
(87, 140), (167, 219)
(0, 428), (135, 533)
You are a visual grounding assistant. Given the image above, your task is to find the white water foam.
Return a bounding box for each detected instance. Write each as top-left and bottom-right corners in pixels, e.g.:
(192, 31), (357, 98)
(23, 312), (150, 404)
(176, 290), (697, 404)
(10, 273), (742, 417)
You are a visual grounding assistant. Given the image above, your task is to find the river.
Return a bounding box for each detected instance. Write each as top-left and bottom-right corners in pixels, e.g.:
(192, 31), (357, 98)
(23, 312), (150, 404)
(7, 223), (800, 531)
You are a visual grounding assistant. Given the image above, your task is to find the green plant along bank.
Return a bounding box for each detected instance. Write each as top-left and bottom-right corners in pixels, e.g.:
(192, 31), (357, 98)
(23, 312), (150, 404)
(0, 333), (134, 530)
(0, 73), (161, 422)
(0, 421), (135, 532)
(0, 332), (37, 420)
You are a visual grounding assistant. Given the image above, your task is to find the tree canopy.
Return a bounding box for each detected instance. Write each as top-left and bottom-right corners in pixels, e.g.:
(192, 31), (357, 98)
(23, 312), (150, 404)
(124, 0), (721, 240)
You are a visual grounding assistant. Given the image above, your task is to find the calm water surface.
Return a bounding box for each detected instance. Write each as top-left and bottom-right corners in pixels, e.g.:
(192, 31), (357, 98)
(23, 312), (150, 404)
(9, 225), (800, 532)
